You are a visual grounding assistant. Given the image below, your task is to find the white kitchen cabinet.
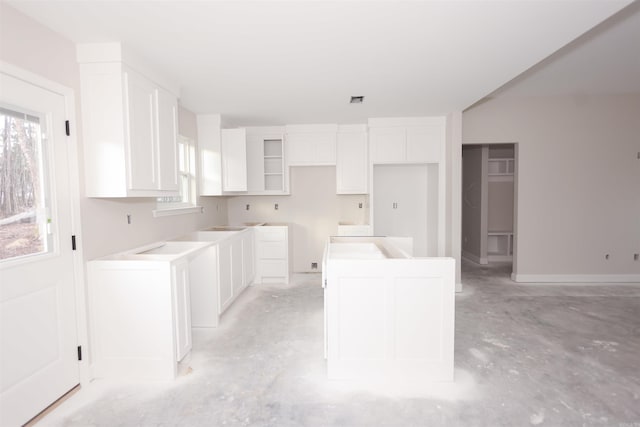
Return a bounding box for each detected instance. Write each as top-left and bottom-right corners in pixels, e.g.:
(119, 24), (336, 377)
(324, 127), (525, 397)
(197, 114), (223, 196)
(254, 225), (289, 284)
(86, 241), (210, 380)
(286, 124), (337, 166)
(369, 118), (444, 165)
(173, 229), (254, 327)
(172, 260), (192, 361)
(245, 127), (288, 194)
(373, 164), (440, 257)
(231, 234), (244, 298)
(369, 127), (406, 163)
(125, 70), (156, 191)
(217, 239), (234, 312)
(78, 45), (179, 197)
(323, 236), (455, 382)
(336, 125), (368, 194)
(221, 128), (248, 192)
(156, 87), (180, 192)
(213, 232), (244, 314)
(242, 230), (256, 287)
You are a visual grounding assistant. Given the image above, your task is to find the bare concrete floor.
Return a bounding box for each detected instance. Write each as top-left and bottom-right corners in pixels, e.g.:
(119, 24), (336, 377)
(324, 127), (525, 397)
(39, 261), (640, 426)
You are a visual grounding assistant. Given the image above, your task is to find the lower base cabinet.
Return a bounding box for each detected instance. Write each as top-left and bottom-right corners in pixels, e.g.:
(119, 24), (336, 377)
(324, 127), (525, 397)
(254, 225), (289, 284)
(87, 256), (196, 381)
(173, 228), (254, 327)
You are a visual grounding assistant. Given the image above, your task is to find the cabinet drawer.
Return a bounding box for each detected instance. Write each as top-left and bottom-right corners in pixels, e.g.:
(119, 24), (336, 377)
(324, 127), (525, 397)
(256, 228), (286, 242)
(257, 241), (287, 259)
(259, 260), (288, 277)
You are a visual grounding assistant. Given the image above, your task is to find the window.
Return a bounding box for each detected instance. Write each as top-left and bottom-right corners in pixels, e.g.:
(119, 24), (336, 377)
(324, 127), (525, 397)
(0, 105), (52, 261)
(154, 135), (200, 216)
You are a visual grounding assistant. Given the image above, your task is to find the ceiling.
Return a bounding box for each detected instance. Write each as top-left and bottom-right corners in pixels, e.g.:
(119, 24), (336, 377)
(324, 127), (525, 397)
(6, 1), (637, 126)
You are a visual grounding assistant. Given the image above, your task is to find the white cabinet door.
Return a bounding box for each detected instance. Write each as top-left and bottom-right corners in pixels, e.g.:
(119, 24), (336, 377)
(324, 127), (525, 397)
(373, 164), (430, 256)
(197, 114), (223, 196)
(172, 260), (192, 361)
(406, 126), (441, 163)
(287, 131), (336, 165)
(286, 132), (314, 165)
(156, 87), (179, 191)
(369, 127), (405, 164)
(242, 231), (255, 287)
(245, 133), (265, 193)
(314, 132), (337, 164)
(336, 130), (368, 194)
(254, 226), (289, 284)
(125, 70), (157, 190)
(221, 128), (247, 192)
(231, 236), (244, 297)
(218, 241), (233, 312)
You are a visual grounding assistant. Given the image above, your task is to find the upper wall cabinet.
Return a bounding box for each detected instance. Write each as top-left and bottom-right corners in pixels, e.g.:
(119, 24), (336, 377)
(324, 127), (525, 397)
(197, 114), (223, 196)
(336, 125), (368, 194)
(369, 117), (445, 165)
(221, 128), (247, 192)
(286, 124), (337, 166)
(77, 43), (180, 197)
(246, 127), (289, 195)
(199, 124), (288, 196)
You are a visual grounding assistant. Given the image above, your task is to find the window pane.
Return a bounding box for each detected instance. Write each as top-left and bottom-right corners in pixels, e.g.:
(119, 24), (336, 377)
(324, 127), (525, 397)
(0, 106), (50, 261)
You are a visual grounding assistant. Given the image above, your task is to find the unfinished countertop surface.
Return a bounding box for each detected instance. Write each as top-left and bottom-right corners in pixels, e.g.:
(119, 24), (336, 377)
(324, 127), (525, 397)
(96, 241), (212, 262)
(327, 236), (412, 259)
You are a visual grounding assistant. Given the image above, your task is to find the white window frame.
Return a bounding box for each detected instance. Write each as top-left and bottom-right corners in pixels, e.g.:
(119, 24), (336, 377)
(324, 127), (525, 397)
(153, 134), (201, 217)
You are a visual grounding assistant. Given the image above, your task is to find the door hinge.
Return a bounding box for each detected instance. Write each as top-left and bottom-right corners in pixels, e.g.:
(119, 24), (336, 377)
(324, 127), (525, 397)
(77, 345), (82, 361)
(65, 120), (70, 136)
(71, 235), (77, 251)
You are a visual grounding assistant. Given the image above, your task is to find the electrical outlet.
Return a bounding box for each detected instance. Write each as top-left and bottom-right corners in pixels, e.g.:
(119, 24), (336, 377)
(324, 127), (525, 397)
(275, 203), (279, 210)
(634, 253), (639, 261)
(605, 254), (610, 260)
(246, 204), (250, 210)
(311, 262), (318, 269)
(358, 203), (363, 209)
(126, 214), (131, 225)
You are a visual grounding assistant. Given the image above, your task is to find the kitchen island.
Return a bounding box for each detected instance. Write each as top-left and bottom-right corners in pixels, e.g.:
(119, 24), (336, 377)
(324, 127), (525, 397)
(322, 236), (455, 382)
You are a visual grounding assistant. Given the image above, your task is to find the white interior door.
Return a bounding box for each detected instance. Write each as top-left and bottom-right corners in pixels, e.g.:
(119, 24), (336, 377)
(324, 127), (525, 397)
(0, 71), (79, 426)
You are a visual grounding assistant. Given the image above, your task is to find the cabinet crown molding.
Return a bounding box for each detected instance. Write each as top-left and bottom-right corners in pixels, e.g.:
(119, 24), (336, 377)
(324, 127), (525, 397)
(368, 116), (446, 128)
(76, 42), (180, 97)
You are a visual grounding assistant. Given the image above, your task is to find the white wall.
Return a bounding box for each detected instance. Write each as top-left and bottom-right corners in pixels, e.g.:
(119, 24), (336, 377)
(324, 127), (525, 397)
(0, 4), (229, 261)
(463, 94), (640, 281)
(227, 166), (367, 272)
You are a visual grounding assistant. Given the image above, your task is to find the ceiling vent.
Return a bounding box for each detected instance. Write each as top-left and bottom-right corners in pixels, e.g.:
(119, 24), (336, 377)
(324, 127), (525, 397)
(350, 96), (364, 104)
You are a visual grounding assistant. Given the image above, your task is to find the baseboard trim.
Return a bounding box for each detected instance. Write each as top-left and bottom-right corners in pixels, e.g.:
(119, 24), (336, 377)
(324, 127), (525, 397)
(462, 251), (487, 265)
(488, 254), (513, 262)
(511, 273), (640, 283)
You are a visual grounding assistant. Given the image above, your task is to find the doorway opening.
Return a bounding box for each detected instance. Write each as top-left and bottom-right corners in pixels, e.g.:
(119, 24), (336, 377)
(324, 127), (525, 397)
(461, 143), (517, 274)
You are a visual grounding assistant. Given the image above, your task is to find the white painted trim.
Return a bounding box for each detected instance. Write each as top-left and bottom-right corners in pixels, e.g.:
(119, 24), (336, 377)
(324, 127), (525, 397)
(0, 61), (90, 386)
(488, 254), (513, 262)
(462, 251), (488, 265)
(368, 116), (445, 128)
(512, 274), (640, 283)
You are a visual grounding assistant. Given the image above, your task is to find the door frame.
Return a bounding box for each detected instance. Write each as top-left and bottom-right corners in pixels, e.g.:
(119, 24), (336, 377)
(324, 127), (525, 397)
(460, 141), (519, 279)
(1, 61), (89, 386)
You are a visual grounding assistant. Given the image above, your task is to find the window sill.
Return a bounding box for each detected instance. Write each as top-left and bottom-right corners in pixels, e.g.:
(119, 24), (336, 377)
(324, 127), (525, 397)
(152, 205), (203, 218)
